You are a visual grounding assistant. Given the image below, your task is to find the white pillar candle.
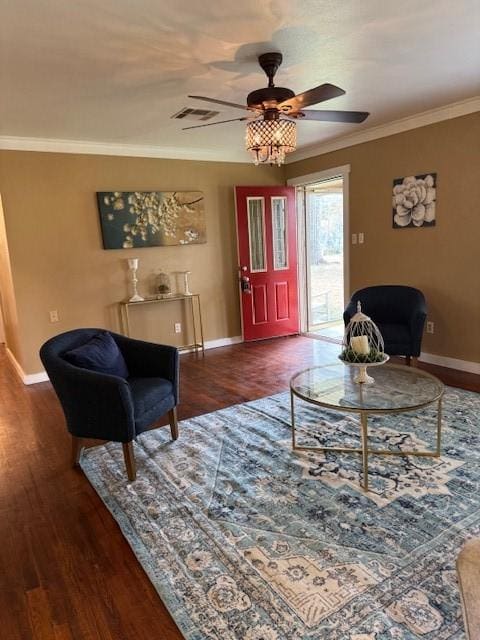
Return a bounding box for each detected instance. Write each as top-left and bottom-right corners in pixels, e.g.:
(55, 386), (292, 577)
(350, 335), (370, 355)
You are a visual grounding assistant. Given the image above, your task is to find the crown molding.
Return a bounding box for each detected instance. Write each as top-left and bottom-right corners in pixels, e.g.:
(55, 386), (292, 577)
(286, 96), (480, 163)
(0, 135), (249, 163)
(1, 96), (478, 164)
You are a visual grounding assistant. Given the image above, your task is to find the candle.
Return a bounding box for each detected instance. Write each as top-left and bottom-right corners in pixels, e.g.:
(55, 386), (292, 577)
(350, 335), (370, 355)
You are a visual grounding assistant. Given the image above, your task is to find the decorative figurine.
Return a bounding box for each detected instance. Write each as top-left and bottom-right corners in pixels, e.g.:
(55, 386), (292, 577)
(127, 258), (144, 302)
(339, 301), (388, 384)
(183, 271), (192, 296)
(156, 270), (172, 298)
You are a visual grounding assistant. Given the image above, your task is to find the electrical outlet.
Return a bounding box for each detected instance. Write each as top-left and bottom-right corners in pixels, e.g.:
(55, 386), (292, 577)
(174, 322), (182, 334)
(358, 232), (364, 244)
(49, 309), (59, 323)
(351, 233), (357, 245)
(426, 321), (434, 334)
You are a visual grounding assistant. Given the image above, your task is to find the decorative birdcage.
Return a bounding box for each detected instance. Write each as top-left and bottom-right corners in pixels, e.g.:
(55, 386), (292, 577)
(339, 301), (389, 384)
(155, 270), (172, 298)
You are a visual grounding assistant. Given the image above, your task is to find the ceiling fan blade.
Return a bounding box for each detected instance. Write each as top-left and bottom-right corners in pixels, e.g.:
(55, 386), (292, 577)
(295, 109), (370, 123)
(278, 83), (345, 111)
(182, 117), (250, 130)
(188, 95), (258, 112)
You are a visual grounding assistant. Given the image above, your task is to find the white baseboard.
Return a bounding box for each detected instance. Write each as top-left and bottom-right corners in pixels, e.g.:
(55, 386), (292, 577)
(9, 335), (244, 385)
(24, 371), (50, 384)
(10, 339), (478, 385)
(420, 351), (480, 375)
(179, 335), (243, 355)
(6, 347), (25, 381)
(6, 347), (50, 385)
(204, 335), (243, 350)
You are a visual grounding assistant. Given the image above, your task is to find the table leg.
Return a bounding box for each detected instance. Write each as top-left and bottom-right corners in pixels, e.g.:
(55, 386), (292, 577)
(436, 396), (443, 457)
(190, 297), (198, 355)
(360, 412), (369, 491)
(291, 391), (296, 449)
(124, 305), (131, 337)
(196, 295), (205, 356)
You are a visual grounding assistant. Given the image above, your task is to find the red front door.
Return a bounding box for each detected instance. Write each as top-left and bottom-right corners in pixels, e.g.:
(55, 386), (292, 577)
(235, 186), (299, 341)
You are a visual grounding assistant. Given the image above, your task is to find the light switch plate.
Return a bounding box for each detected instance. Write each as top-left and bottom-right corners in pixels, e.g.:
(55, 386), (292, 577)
(351, 234), (357, 245)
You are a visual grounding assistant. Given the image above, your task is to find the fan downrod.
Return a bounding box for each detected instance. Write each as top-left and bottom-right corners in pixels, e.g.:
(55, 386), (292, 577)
(258, 52), (283, 87)
(247, 52), (295, 109)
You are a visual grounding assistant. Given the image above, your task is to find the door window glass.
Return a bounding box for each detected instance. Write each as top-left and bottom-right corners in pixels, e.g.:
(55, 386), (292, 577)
(272, 197), (288, 269)
(247, 198), (266, 271)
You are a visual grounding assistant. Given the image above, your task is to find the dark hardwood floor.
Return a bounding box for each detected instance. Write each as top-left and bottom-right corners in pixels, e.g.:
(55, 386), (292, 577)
(0, 336), (478, 639)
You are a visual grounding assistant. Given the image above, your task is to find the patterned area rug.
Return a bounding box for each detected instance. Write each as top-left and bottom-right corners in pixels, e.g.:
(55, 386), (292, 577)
(80, 387), (480, 639)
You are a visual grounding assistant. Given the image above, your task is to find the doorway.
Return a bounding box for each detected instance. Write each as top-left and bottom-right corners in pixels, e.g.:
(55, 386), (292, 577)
(289, 165), (350, 343)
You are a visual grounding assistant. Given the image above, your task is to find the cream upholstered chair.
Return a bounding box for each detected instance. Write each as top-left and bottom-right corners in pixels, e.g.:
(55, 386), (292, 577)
(457, 539), (480, 639)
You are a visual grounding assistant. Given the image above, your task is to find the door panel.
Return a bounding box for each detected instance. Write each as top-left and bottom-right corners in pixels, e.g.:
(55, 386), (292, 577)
(252, 285), (268, 324)
(235, 186), (299, 341)
(275, 282), (289, 320)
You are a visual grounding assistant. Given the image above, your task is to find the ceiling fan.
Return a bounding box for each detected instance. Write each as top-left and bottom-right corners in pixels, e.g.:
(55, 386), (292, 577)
(183, 52), (369, 165)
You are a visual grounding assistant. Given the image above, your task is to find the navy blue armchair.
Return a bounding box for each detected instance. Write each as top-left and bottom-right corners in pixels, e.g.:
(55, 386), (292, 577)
(343, 286), (427, 364)
(40, 328), (179, 480)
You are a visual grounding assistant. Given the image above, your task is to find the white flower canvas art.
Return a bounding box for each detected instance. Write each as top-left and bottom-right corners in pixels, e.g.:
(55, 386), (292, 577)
(392, 173), (436, 228)
(97, 191), (206, 249)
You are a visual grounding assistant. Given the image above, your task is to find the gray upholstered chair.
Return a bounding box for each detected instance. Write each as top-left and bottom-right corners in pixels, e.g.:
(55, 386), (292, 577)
(40, 328), (179, 481)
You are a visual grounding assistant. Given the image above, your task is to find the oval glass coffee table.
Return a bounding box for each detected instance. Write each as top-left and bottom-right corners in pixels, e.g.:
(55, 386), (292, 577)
(290, 363), (444, 491)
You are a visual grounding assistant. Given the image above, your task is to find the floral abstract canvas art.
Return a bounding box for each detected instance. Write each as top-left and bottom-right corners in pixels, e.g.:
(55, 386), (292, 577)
(97, 191), (206, 249)
(392, 173), (436, 228)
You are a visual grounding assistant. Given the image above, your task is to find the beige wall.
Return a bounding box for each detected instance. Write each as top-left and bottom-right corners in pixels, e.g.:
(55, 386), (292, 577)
(0, 194), (22, 358)
(286, 112), (480, 363)
(0, 152), (283, 374)
(1, 111), (478, 376)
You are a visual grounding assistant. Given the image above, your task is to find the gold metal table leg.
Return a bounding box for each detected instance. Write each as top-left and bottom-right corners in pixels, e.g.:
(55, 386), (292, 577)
(196, 294), (205, 356)
(124, 305), (131, 337)
(290, 393), (444, 493)
(190, 296), (198, 355)
(360, 412), (369, 491)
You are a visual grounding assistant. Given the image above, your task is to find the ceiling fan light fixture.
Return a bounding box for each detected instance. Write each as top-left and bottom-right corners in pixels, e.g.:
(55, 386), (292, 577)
(245, 119), (296, 166)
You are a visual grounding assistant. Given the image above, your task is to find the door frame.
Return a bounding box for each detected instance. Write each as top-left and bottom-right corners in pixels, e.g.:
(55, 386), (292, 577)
(287, 164), (351, 333)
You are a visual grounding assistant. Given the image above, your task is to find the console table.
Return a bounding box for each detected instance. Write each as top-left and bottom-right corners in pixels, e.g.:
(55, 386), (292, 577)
(119, 294), (205, 356)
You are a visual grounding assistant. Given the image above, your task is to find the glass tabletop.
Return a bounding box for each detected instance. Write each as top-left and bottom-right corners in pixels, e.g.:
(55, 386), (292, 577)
(290, 363), (444, 413)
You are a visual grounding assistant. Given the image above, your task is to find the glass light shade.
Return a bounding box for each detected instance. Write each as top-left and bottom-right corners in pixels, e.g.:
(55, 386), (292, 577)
(245, 119), (296, 166)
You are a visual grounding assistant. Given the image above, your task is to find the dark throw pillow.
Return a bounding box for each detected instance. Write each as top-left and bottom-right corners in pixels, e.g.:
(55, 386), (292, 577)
(64, 331), (129, 378)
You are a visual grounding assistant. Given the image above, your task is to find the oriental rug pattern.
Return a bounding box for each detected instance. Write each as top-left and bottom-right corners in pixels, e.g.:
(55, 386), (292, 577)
(81, 387), (480, 639)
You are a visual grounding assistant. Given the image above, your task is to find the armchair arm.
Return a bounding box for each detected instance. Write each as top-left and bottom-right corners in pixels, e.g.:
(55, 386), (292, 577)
(409, 309), (427, 357)
(113, 334), (179, 402)
(49, 363), (135, 443)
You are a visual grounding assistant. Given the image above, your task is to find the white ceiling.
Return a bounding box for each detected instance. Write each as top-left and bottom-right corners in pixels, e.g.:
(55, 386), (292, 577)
(1, 0), (479, 162)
